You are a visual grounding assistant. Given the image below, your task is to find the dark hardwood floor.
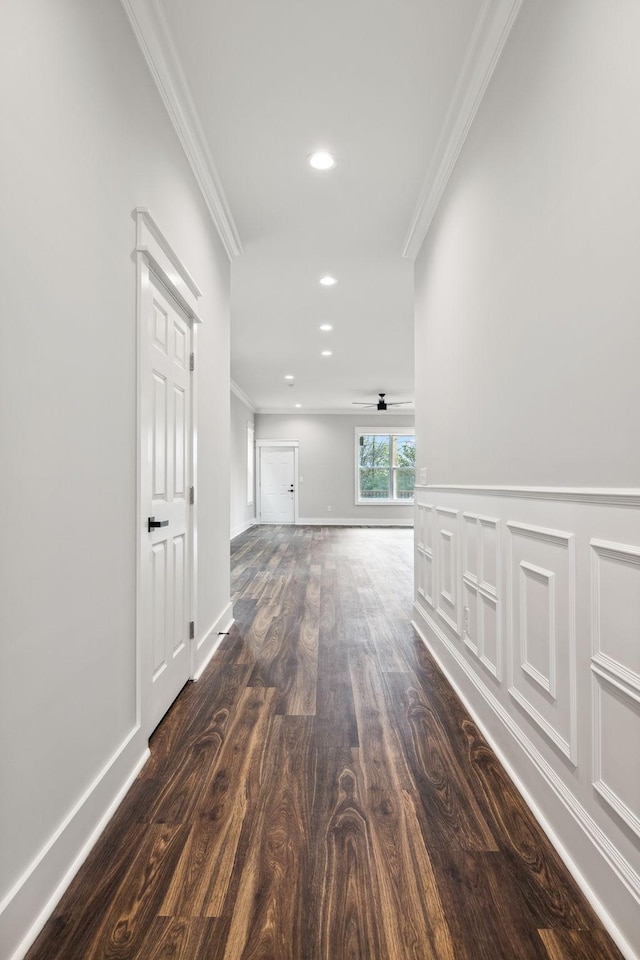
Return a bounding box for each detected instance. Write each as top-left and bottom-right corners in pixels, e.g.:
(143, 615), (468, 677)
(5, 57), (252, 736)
(27, 525), (624, 959)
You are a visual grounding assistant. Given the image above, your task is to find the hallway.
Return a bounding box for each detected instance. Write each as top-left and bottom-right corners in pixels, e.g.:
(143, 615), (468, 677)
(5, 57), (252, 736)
(26, 526), (622, 959)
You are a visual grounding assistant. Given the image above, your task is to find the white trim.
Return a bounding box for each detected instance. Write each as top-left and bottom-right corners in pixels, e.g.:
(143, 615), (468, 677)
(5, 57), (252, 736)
(295, 517), (414, 527)
(412, 603), (640, 960)
(135, 208), (202, 308)
(246, 420), (255, 506)
(402, 0), (524, 259)
(255, 439), (299, 448)
(191, 603), (234, 680)
(3, 733), (148, 960)
(506, 522), (577, 766)
(231, 379), (257, 413)
(355, 427), (416, 506)
(121, 1), (242, 260)
(134, 210), (201, 731)
(415, 484), (640, 507)
(256, 441), (299, 525)
(231, 519), (257, 540)
(257, 408), (415, 416)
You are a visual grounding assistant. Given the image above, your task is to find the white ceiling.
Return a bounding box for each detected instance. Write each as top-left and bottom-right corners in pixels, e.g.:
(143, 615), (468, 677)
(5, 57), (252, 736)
(123, 0), (522, 412)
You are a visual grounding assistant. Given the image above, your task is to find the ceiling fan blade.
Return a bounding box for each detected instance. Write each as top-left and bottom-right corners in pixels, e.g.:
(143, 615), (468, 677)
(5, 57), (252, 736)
(385, 401), (411, 405)
(352, 402), (376, 406)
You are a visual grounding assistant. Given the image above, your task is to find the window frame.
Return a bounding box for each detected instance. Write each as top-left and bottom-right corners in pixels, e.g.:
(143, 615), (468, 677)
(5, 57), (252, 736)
(354, 427), (415, 505)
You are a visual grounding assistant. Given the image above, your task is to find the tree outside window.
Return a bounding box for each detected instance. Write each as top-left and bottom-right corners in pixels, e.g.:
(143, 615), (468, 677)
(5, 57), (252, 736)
(357, 432), (415, 502)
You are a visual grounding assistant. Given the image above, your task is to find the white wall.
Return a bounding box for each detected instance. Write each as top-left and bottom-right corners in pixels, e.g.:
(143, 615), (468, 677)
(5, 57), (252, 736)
(0, 2), (231, 957)
(413, 3), (640, 958)
(230, 387), (256, 539)
(255, 413), (414, 524)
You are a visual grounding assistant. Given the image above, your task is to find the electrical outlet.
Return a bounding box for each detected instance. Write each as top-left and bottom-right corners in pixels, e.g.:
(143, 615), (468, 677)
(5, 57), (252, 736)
(327, 505), (332, 512)
(299, 476), (303, 482)
(464, 606), (469, 625)
(420, 467), (427, 485)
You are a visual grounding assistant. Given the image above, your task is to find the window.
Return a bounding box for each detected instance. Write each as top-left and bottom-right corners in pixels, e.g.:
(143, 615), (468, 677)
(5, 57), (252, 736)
(356, 429), (415, 504)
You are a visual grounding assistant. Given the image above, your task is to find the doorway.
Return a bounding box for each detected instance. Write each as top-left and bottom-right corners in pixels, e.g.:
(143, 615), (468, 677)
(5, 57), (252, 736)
(135, 209), (202, 735)
(257, 442), (298, 523)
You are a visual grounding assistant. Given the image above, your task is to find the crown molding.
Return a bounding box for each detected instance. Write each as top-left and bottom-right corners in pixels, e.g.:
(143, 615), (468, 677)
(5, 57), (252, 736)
(120, 0), (243, 261)
(230, 379), (257, 412)
(255, 407), (415, 416)
(401, 0), (523, 261)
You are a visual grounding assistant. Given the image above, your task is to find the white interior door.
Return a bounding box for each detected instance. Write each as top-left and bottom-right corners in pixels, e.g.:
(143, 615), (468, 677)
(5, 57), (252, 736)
(260, 447), (295, 523)
(142, 279), (192, 732)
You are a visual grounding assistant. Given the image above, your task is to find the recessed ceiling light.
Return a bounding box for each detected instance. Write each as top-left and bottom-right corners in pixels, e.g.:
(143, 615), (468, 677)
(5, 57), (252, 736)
(309, 151), (336, 171)
(284, 375), (294, 380)
(321, 350), (332, 357)
(320, 276), (337, 286)
(319, 324), (333, 331)
(295, 403), (302, 408)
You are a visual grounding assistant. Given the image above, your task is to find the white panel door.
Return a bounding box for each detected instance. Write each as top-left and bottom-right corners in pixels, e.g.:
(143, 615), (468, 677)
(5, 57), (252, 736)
(260, 448), (295, 523)
(143, 280), (191, 733)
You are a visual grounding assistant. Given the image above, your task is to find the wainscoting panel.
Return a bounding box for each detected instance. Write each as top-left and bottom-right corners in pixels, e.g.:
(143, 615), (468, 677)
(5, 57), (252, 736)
(413, 485), (640, 960)
(507, 522), (577, 765)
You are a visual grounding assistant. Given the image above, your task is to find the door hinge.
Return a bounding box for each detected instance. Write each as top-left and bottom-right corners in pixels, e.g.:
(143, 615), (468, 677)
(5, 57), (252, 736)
(189, 352), (195, 372)
(189, 620), (195, 640)
(189, 486), (195, 505)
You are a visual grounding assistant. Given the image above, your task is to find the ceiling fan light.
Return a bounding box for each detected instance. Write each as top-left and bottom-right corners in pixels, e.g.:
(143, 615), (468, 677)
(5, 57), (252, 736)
(319, 276), (337, 286)
(319, 324), (333, 331)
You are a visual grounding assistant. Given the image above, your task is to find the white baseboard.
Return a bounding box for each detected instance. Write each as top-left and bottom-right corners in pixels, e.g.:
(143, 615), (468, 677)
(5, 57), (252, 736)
(192, 602), (234, 680)
(412, 602), (639, 960)
(2, 729), (149, 960)
(296, 517), (414, 527)
(230, 518), (256, 540)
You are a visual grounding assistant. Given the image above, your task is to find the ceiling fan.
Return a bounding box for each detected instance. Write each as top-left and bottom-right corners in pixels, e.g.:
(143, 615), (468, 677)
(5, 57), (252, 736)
(352, 392), (412, 411)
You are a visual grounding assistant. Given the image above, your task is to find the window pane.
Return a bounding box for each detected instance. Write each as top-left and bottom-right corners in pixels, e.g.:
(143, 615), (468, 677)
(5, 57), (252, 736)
(393, 467), (415, 499)
(359, 435), (390, 468)
(395, 435), (415, 467)
(359, 468), (390, 499)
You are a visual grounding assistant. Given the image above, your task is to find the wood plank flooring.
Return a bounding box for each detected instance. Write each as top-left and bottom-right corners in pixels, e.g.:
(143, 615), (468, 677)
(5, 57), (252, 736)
(26, 525), (624, 960)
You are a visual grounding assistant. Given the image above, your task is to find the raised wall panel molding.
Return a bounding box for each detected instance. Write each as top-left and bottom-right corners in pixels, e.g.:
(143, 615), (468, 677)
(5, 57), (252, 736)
(591, 539), (640, 683)
(507, 523), (577, 766)
(416, 504), (435, 607)
(402, 0), (524, 259)
(414, 484), (640, 507)
(412, 602), (640, 936)
(121, 0), (243, 260)
(519, 562), (557, 698)
(435, 508), (460, 634)
(592, 663), (640, 842)
(590, 538), (640, 841)
(461, 513), (501, 678)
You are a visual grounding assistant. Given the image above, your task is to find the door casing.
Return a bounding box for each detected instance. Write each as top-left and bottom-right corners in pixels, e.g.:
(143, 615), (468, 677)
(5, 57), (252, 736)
(256, 439), (299, 524)
(134, 208), (202, 735)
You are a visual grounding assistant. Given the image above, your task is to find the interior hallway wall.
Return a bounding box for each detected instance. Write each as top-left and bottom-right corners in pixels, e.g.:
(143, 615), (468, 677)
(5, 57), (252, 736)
(230, 387), (256, 538)
(413, 3), (640, 957)
(0, 2), (231, 957)
(255, 413), (415, 525)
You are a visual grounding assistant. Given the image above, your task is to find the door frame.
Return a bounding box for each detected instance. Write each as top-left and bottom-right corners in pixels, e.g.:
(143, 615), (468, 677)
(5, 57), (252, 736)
(134, 208), (202, 734)
(256, 439), (299, 524)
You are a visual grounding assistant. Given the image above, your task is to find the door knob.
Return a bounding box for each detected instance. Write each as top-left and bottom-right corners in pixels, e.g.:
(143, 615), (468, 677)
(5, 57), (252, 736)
(148, 517), (169, 532)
